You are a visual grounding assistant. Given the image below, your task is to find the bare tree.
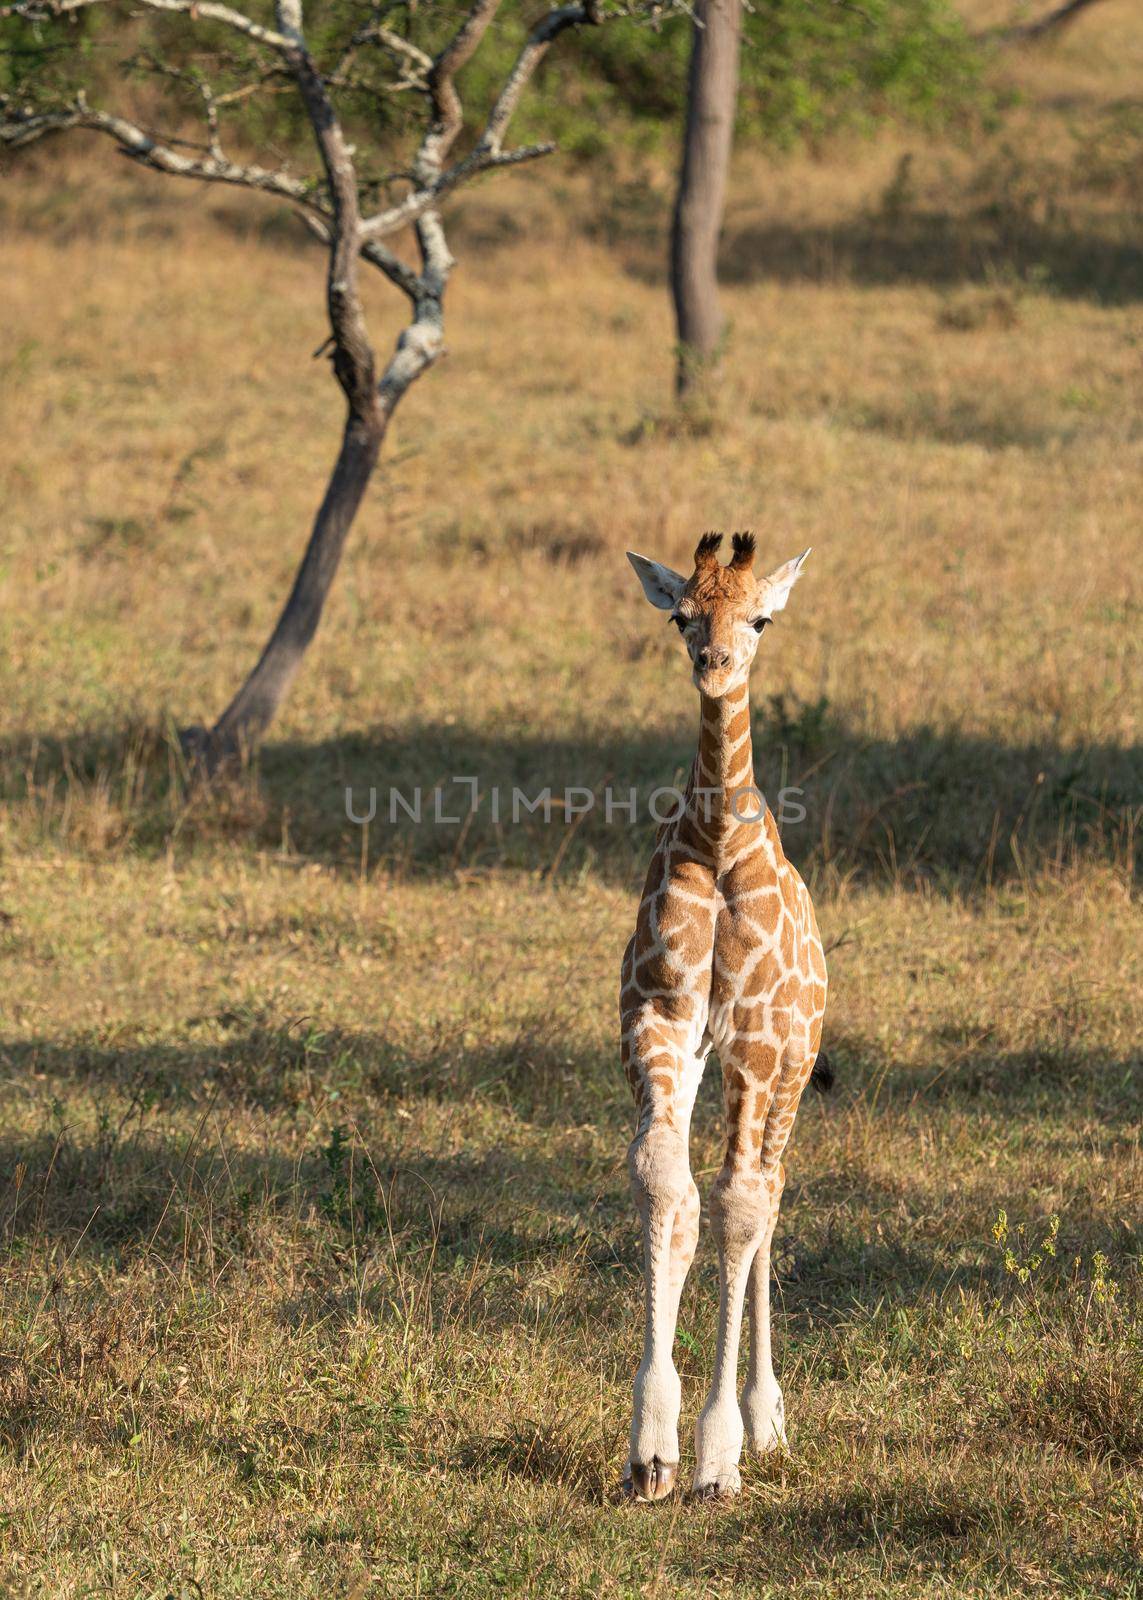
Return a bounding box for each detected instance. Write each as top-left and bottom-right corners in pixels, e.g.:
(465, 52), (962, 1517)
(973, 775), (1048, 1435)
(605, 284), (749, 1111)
(1, 0), (666, 767)
(670, 0), (741, 402)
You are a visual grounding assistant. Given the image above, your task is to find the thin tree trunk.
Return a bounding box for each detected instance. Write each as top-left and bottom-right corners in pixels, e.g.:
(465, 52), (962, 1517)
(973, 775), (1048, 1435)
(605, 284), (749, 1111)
(670, 0), (742, 402)
(183, 404), (385, 766)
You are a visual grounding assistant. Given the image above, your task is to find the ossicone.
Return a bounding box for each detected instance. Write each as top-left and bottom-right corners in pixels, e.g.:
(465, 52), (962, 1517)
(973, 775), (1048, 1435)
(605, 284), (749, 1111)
(694, 531), (723, 569)
(729, 531), (756, 570)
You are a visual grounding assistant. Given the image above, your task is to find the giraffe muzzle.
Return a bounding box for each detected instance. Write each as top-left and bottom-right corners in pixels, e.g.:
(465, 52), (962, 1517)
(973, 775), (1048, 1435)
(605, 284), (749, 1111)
(694, 666), (737, 698)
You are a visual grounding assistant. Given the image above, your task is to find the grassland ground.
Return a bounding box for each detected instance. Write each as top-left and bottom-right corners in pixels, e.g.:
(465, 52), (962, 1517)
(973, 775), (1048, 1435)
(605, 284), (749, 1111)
(0, 6), (1141, 1594)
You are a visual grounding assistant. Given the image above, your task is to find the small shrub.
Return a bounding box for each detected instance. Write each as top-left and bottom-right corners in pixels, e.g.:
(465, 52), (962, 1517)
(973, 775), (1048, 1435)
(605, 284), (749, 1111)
(955, 1211), (1143, 1464)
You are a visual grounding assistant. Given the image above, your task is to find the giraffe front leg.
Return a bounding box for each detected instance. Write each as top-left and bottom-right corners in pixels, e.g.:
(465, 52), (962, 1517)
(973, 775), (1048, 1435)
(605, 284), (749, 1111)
(741, 1164), (787, 1454)
(692, 1160), (770, 1498)
(626, 1120), (698, 1502)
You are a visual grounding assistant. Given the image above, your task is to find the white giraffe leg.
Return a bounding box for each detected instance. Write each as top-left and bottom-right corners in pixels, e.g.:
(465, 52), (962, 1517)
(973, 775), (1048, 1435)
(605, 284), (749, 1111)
(625, 1042), (707, 1501)
(627, 1120), (697, 1500)
(692, 1161), (769, 1497)
(741, 1166), (787, 1453)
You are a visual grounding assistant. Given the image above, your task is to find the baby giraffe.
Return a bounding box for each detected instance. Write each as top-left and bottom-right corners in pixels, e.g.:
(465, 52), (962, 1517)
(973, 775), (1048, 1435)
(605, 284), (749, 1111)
(620, 530), (829, 1502)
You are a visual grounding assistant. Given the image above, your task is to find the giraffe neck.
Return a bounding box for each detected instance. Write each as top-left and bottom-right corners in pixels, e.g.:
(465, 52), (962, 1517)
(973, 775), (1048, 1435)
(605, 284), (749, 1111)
(696, 680), (755, 794)
(683, 679), (764, 856)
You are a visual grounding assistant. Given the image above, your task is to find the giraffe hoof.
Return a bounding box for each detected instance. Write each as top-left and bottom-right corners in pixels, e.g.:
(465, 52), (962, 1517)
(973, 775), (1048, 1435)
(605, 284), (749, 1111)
(691, 1464), (742, 1501)
(742, 1383), (787, 1454)
(625, 1458), (679, 1502)
(691, 1480), (741, 1503)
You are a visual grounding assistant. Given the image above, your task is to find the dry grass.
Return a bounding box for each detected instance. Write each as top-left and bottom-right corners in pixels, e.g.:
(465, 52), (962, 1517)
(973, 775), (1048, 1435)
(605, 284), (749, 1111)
(1, 7), (1141, 1595)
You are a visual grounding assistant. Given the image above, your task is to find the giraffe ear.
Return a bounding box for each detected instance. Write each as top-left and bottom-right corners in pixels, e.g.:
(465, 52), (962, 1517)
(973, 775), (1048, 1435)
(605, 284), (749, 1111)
(759, 548), (811, 617)
(626, 551), (687, 611)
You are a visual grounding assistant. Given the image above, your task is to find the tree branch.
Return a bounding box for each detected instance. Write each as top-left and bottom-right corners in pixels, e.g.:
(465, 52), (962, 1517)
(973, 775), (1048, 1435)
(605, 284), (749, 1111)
(357, 141), (555, 241)
(482, 0), (603, 154)
(124, 49), (230, 158)
(357, 0), (603, 244)
(0, 95), (327, 214)
(0, 0), (295, 53)
(270, 0), (377, 416)
(2, 0), (618, 316)
(361, 238), (422, 299)
(1, 92), (432, 306)
(992, 0), (1110, 41)
(421, 0), (503, 176)
(367, 24), (433, 77)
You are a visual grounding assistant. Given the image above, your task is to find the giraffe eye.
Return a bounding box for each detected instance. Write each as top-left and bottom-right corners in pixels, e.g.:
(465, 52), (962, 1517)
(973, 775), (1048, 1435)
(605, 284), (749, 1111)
(752, 617), (770, 634)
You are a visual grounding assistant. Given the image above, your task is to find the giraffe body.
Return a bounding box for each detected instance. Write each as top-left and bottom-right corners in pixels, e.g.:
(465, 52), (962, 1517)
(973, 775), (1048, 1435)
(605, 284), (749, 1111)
(620, 532), (828, 1500)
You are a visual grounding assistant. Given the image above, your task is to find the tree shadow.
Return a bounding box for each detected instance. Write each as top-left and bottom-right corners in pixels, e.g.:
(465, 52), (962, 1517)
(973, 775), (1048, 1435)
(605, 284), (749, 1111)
(2, 710), (1138, 891)
(0, 1020), (630, 1126)
(0, 1113), (625, 1273)
(819, 1024), (1142, 1129)
(770, 1024), (1142, 1315)
(665, 1482), (1141, 1590)
(0, 1014), (635, 1281)
(2, 1019), (1136, 1290)
(717, 210), (1143, 304)
(2, 1019), (1138, 1496)
(600, 183), (1143, 304)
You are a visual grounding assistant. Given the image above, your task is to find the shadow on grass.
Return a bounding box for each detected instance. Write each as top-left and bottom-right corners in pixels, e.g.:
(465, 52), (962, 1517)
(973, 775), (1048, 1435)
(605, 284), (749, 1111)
(1, 1020), (1137, 1288)
(3, 1018), (1140, 1495)
(717, 210), (1143, 305)
(695, 1474), (1011, 1548)
(4, 1004), (1138, 1132)
(0, 1017), (629, 1125)
(595, 179), (1143, 305)
(663, 1483), (1143, 1592)
(2, 711), (1139, 891)
(821, 1024), (1142, 1126)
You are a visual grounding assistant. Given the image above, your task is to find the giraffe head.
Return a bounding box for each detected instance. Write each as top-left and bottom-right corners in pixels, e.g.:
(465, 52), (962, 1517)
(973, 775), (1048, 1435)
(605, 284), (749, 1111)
(626, 532), (810, 699)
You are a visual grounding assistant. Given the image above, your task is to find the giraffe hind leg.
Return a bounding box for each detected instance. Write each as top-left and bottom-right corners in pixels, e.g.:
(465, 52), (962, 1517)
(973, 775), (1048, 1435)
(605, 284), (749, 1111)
(741, 1040), (816, 1457)
(691, 1150), (775, 1497)
(741, 1163), (787, 1454)
(691, 1040), (778, 1498)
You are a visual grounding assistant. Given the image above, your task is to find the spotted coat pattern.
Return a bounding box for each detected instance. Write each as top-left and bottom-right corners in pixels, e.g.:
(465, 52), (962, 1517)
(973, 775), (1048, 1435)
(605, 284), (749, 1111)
(620, 533), (827, 1502)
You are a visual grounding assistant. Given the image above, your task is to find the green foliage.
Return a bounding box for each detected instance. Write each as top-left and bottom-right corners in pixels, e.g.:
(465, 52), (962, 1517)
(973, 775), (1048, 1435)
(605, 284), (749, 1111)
(1, 0), (983, 161)
(424, 0), (985, 153)
(566, 0), (982, 149)
(319, 1121), (386, 1236)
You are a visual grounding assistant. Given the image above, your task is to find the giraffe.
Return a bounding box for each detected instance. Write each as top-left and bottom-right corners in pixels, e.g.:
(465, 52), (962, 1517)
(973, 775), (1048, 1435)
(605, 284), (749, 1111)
(619, 530), (829, 1502)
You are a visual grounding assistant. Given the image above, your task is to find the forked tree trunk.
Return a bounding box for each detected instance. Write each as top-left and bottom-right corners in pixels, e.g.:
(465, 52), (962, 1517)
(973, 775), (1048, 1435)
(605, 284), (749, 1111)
(670, 0), (742, 402)
(183, 405), (385, 766)
(4, 0), (610, 773)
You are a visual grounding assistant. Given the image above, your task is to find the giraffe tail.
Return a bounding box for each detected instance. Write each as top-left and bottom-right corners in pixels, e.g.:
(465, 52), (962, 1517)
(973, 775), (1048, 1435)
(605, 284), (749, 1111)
(809, 1050), (835, 1094)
